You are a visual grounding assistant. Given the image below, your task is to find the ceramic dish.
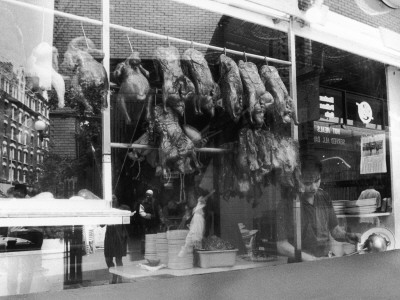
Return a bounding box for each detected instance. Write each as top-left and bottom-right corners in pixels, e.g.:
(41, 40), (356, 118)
(357, 227), (395, 252)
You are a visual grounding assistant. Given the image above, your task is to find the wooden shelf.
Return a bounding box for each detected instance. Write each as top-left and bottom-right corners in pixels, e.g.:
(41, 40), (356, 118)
(336, 212), (391, 218)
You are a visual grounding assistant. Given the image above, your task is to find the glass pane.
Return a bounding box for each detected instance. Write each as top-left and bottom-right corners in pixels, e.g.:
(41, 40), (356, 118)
(0, 0), (110, 297)
(295, 38), (392, 260)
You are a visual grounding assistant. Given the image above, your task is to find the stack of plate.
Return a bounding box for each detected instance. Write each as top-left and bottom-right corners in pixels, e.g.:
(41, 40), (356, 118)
(344, 198), (377, 215)
(144, 234), (158, 263)
(156, 232), (168, 265)
(166, 230), (193, 270)
(332, 200), (347, 215)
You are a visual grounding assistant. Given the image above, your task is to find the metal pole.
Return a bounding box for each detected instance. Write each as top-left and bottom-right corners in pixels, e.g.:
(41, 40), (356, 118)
(102, 0), (112, 207)
(288, 16), (301, 262)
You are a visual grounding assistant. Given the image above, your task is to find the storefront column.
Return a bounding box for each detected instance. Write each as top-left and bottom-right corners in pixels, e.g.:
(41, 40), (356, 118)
(102, 0), (112, 205)
(387, 66), (400, 248)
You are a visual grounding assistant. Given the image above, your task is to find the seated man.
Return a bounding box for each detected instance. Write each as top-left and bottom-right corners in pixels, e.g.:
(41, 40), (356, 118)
(277, 155), (360, 262)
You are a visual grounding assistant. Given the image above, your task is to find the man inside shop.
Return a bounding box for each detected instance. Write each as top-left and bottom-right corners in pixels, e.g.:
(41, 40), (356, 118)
(138, 190), (164, 234)
(276, 155), (360, 262)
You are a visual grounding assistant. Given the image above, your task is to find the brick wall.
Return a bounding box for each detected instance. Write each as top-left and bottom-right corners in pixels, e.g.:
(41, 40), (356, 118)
(49, 108), (77, 158)
(325, 0), (400, 32)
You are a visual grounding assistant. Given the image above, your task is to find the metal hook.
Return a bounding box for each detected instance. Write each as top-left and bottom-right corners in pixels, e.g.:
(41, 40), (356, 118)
(223, 47), (227, 56)
(191, 41), (194, 49)
(243, 51), (247, 62)
(167, 36), (170, 47)
(264, 57), (269, 65)
(80, 21), (90, 50)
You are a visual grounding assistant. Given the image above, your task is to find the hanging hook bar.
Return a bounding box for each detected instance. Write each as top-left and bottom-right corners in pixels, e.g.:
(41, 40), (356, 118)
(80, 21), (90, 49)
(126, 34), (134, 53)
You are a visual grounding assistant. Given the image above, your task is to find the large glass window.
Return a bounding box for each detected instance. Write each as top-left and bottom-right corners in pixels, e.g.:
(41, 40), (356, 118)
(0, 0), (397, 297)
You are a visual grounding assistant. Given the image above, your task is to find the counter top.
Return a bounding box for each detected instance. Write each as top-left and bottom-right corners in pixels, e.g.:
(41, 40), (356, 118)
(109, 256), (287, 280)
(7, 249), (400, 300)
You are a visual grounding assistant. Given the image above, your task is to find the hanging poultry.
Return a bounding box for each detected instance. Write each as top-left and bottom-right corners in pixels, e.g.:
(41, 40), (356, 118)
(154, 46), (195, 116)
(149, 105), (202, 177)
(113, 52), (150, 124)
(26, 42), (65, 108)
(181, 48), (220, 116)
(238, 60), (274, 126)
(259, 65), (298, 124)
(61, 37), (109, 114)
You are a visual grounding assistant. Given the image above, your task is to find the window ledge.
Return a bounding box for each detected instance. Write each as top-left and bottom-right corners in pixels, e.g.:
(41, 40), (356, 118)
(0, 198), (131, 226)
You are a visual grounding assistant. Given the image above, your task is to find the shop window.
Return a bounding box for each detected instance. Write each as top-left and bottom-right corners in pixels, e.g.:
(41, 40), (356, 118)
(10, 126), (15, 141)
(3, 123), (7, 138)
(9, 166), (14, 182)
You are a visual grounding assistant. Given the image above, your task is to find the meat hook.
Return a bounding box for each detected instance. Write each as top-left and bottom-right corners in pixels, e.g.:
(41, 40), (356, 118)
(243, 51), (247, 62)
(264, 57), (269, 65)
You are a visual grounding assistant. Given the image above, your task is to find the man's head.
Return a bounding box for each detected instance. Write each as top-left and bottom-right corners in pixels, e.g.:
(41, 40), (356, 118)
(145, 190), (153, 199)
(300, 155), (322, 195)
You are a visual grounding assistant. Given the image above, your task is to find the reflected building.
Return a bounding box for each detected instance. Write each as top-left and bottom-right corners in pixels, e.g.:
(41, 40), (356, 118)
(0, 61), (49, 188)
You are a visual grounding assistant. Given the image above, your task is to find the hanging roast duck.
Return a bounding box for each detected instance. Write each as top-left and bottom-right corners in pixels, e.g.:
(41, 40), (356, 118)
(181, 48), (220, 116)
(61, 36), (109, 114)
(260, 65), (298, 124)
(238, 60), (274, 126)
(113, 52), (150, 124)
(154, 46), (195, 116)
(219, 54), (244, 123)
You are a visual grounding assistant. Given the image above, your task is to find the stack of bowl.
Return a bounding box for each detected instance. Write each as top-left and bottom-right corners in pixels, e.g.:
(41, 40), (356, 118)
(156, 232), (168, 265)
(144, 234), (159, 265)
(166, 230), (193, 270)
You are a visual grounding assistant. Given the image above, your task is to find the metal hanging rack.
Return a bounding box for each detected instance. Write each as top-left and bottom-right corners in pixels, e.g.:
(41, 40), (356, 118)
(2, 0), (295, 154)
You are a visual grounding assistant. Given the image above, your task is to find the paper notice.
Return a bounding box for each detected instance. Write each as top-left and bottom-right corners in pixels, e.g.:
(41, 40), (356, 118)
(360, 133), (387, 174)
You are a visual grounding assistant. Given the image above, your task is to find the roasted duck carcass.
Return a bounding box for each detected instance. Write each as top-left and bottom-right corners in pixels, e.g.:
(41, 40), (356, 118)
(26, 42), (66, 108)
(238, 61), (274, 126)
(154, 46), (195, 116)
(128, 131), (159, 169)
(150, 105), (202, 176)
(260, 65), (298, 124)
(219, 54), (244, 123)
(113, 52), (150, 124)
(182, 48), (220, 116)
(271, 135), (301, 189)
(61, 37), (108, 114)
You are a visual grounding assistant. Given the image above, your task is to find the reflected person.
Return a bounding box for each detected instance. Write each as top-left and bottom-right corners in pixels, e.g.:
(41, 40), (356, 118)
(277, 155), (360, 262)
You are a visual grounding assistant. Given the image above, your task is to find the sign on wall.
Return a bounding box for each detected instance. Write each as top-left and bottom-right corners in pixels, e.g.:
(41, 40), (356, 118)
(360, 133), (387, 174)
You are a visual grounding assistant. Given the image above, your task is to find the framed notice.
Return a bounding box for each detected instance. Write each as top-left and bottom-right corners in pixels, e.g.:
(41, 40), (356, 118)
(360, 133), (387, 174)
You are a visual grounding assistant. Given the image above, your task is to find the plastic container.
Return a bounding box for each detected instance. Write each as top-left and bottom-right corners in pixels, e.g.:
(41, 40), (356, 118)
(196, 249), (238, 268)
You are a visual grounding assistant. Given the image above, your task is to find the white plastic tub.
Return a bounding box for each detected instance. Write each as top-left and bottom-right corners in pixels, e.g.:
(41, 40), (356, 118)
(196, 249), (238, 268)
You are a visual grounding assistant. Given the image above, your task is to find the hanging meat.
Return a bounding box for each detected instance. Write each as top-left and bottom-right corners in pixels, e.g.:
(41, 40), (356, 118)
(154, 46), (195, 116)
(219, 54), (244, 123)
(181, 48), (220, 116)
(271, 135), (301, 189)
(260, 65), (298, 124)
(238, 60), (274, 126)
(113, 52), (150, 124)
(149, 105), (202, 177)
(26, 42), (65, 108)
(61, 37), (108, 114)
